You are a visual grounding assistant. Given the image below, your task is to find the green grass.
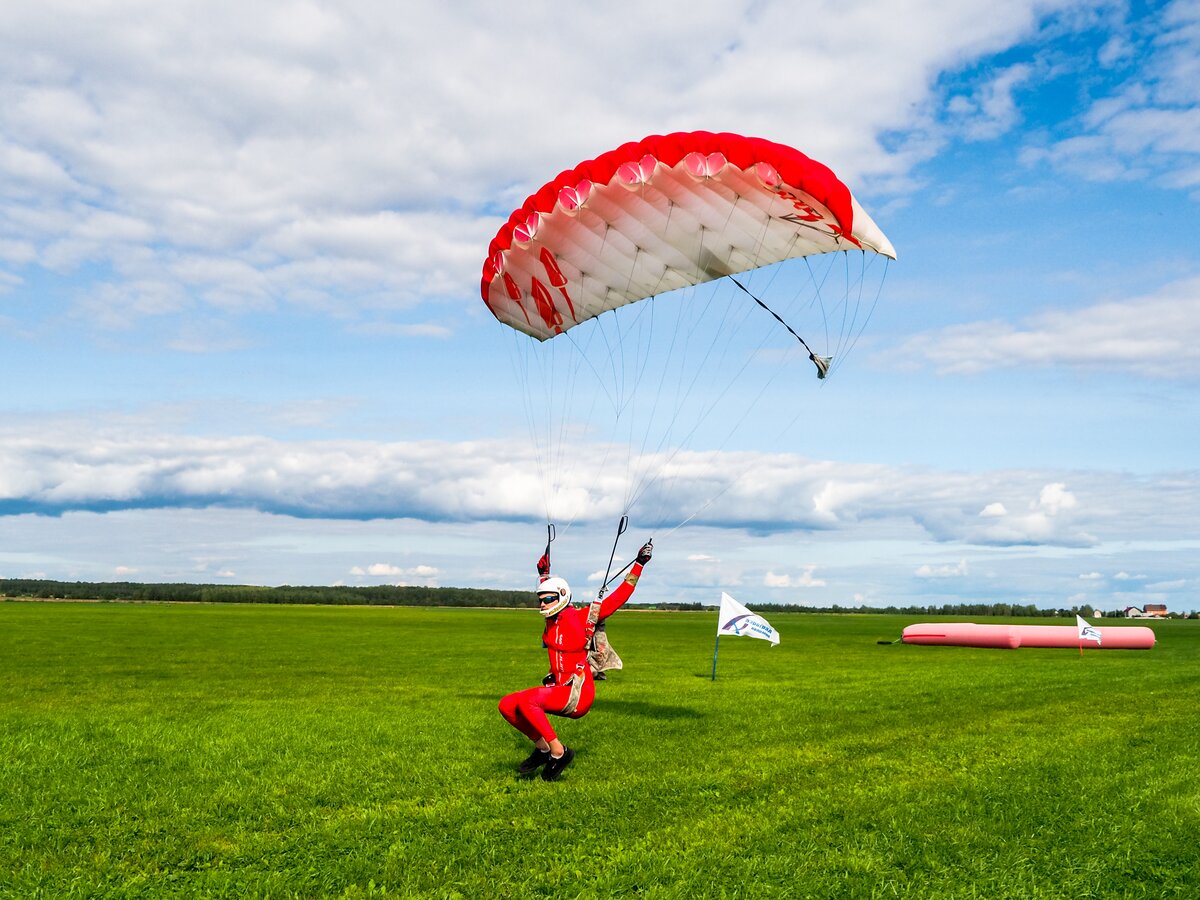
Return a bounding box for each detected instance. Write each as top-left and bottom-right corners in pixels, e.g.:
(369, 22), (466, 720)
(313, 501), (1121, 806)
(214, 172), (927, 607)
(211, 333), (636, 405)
(2, 601), (1198, 898)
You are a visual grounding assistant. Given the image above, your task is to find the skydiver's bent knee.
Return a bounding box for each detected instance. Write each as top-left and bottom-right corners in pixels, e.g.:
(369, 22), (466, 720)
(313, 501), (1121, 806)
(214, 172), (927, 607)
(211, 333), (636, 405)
(498, 692), (522, 724)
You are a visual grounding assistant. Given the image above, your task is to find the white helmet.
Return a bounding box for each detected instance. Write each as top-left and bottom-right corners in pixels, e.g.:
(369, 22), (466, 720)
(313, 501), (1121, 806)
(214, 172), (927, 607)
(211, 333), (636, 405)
(536, 576), (572, 617)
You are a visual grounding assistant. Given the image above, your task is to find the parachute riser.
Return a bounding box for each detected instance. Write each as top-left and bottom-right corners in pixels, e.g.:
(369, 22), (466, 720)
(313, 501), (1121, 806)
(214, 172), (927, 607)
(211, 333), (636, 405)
(602, 557), (636, 593)
(728, 275), (831, 379)
(599, 537), (652, 594)
(596, 515), (629, 600)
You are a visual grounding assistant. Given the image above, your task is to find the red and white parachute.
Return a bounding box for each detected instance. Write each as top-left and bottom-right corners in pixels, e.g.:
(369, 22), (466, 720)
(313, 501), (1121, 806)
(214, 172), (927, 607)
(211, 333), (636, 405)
(482, 131), (895, 341)
(481, 131), (895, 536)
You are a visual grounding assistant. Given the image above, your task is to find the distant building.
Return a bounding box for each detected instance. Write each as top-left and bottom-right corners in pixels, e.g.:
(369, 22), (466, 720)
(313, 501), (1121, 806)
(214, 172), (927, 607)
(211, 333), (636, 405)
(1124, 604), (1168, 618)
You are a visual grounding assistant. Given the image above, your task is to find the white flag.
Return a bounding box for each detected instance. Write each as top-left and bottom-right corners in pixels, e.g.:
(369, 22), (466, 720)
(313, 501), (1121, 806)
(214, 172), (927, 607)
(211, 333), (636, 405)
(717, 592), (779, 645)
(1076, 615), (1102, 646)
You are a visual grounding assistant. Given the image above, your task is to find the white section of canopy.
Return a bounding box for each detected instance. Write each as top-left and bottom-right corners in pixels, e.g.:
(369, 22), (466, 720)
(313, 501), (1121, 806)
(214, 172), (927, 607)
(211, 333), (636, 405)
(485, 160), (895, 341)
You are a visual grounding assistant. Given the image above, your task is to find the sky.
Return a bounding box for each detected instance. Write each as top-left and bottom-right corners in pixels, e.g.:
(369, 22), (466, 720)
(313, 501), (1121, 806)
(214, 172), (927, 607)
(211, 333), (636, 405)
(2, 0), (1199, 612)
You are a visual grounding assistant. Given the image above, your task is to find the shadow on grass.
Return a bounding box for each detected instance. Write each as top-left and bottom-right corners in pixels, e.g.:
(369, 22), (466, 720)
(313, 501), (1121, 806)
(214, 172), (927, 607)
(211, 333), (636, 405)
(599, 698), (704, 720)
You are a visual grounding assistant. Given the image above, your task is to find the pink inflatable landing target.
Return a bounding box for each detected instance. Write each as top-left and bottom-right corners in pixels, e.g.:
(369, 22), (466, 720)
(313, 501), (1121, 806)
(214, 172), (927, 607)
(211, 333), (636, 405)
(901, 622), (1155, 650)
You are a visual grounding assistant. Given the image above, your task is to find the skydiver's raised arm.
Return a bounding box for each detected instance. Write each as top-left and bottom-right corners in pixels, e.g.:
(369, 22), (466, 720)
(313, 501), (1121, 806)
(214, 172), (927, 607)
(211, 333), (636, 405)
(597, 542), (653, 619)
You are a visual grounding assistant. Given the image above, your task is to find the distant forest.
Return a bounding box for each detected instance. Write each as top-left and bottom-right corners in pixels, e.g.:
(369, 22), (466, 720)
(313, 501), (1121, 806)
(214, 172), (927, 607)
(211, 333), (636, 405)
(0, 578), (1126, 617)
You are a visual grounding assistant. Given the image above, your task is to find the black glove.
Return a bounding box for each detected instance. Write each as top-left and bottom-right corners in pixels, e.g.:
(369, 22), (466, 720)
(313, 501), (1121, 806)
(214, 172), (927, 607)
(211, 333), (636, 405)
(635, 541), (653, 564)
(536, 553), (550, 576)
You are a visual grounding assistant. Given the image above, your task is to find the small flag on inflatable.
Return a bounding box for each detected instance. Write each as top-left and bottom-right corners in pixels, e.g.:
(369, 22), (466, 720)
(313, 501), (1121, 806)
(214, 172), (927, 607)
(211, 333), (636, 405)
(1076, 614), (1102, 655)
(712, 593), (779, 680)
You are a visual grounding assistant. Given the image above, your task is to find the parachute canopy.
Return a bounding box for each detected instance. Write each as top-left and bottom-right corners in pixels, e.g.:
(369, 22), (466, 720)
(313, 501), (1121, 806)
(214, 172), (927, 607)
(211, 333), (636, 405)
(481, 131), (896, 341)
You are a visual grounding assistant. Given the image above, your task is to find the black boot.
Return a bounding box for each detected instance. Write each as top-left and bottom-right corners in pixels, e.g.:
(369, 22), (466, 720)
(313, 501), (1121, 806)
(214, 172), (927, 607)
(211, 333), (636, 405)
(541, 747), (575, 781)
(517, 747), (551, 775)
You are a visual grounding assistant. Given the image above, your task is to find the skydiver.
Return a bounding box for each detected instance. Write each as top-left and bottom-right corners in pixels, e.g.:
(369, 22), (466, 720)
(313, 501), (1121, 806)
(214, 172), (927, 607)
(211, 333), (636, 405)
(497, 541), (653, 781)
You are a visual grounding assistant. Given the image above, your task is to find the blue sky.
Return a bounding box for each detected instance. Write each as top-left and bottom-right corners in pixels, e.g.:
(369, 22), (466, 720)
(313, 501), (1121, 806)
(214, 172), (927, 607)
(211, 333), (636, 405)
(2, 0), (1198, 612)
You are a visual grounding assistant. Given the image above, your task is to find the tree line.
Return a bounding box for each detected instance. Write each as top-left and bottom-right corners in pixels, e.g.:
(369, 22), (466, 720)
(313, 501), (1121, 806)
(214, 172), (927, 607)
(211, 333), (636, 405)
(0, 578), (532, 608)
(0, 579), (1160, 617)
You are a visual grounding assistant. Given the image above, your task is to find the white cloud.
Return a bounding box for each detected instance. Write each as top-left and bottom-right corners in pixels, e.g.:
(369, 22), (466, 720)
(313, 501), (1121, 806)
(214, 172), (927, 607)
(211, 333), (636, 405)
(0, 0), (1065, 336)
(915, 559), (968, 578)
(980, 502), (1008, 517)
(1036, 483), (1077, 515)
(1021, 0), (1200, 196)
(346, 322), (453, 339)
(764, 566), (826, 588)
(366, 564), (403, 577)
(0, 238), (36, 266)
(1113, 571), (1144, 581)
(1097, 33), (1135, 68)
(1079, 571), (1104, 580)
(1146, 578), (1187, 591)
(950, 63), (1035, 141)
(966, 482), (1094, 548)
(113, 565), (138, 576)
(897, 277), (1200, 378)
(1, 428), (1195, 552)
(350, 563), (440, 584)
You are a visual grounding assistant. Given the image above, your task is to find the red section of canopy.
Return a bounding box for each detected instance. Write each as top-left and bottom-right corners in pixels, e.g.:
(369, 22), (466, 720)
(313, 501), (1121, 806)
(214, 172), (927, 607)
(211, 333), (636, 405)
(481, 131), (854, 301)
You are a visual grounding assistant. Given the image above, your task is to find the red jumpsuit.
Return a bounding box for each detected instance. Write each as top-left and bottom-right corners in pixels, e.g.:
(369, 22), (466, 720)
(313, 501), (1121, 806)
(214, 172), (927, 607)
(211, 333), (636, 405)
(498, 562), (644, 743)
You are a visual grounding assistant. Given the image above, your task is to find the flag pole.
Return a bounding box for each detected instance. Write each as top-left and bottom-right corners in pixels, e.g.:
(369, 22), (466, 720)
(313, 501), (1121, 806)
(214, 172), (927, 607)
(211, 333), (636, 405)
(711, 634), (720, 681)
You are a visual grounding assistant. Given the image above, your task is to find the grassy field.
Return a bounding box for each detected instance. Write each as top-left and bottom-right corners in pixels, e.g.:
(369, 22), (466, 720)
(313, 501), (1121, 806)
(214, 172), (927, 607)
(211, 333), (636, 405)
(1, 601), (1197, 899)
